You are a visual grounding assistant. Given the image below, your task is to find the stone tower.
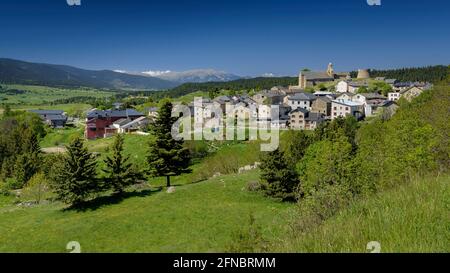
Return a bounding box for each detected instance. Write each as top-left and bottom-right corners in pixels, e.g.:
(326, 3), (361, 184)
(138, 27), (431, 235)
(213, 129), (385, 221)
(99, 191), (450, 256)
(327, 63), (334, 77)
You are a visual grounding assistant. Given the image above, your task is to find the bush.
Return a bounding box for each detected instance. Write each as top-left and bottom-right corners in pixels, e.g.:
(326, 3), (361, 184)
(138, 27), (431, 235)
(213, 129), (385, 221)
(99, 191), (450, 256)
(21, 172), (51, 204)
(2, 178), (21, 192)
(289, 184), (352, 234)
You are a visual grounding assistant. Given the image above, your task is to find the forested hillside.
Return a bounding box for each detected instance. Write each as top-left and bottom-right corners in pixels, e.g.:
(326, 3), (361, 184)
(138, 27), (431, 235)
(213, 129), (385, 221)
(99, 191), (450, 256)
(0, 58), (178, 90)
(351, 65), (448, 83)
(164, 77), (298, 98)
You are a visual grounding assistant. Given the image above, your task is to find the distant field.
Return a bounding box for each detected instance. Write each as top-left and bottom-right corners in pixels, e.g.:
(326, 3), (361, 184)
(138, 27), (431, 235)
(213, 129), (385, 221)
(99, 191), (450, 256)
(0, 170), (291, 253)
(0, 84), (114, 105)
(11, 103), (93, 117)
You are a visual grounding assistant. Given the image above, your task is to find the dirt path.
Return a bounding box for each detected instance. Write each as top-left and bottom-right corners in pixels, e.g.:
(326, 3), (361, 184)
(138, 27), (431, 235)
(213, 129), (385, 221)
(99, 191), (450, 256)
(41, 147), (67, 154)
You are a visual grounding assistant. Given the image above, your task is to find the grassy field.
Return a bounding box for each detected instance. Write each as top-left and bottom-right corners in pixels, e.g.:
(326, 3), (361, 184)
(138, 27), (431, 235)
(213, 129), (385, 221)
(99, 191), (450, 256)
(0, 84), (113, 105)
(0, 170), (291, 253)
(11, 103), (94, 117)
(277, 175), (450, 253)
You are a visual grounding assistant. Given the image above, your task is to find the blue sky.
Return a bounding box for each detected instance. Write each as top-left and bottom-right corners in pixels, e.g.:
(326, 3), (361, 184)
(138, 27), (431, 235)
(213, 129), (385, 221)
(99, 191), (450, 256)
(0, 0), (449, 76)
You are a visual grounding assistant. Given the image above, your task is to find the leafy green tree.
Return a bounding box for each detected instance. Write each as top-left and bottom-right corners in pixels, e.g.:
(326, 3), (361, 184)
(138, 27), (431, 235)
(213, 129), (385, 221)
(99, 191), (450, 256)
(21, 172), (50, 204)
(357, 86), (368, 94)
(369, 81), (392, 96)
(103, 134), (142, 194)
(147, 101), (191, 187)
(297, 133), (353, 196)
(259, 149), (299, 201)
(52, 137), (99, 206)
(282, 130), (311, 165)
(317, 83), (327, 91)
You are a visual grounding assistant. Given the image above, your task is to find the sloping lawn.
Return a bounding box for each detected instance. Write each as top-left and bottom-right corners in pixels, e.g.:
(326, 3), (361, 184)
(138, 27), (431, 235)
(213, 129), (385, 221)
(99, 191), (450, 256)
(277, 175), (450, 253)
(0, 171), (291, 253)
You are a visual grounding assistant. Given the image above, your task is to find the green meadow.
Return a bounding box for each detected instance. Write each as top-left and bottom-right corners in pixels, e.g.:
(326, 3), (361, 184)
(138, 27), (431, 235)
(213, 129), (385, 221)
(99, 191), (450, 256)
(277, 175), (450, 253)
(0, 84), (113, 106)
(0, 170), (291, 253)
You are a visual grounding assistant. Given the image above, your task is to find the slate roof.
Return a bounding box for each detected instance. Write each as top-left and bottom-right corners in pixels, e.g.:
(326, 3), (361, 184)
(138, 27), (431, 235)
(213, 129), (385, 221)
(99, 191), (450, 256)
(87, 109), (144, 119)
(214, 95), (232, 104)
(385, 79), (397, 84)
(332, 100), (364, 107)
(301, 71), (334, 80)
(43, 114), (67, 121)
(288, 92), (317, 101)
(358, 93), (387, 100)
(305, 112), (325, 122)
(289, 108), (309, 114)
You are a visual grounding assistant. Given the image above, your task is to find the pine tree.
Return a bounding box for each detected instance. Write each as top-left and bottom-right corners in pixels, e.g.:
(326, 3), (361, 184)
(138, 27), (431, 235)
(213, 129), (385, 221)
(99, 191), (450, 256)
(14, 128), (41, 188)
(259, 149), (299, 201)
(52, 137), (99, 206)
(147, 101), (191, 187)
(103, 134), (142, 194)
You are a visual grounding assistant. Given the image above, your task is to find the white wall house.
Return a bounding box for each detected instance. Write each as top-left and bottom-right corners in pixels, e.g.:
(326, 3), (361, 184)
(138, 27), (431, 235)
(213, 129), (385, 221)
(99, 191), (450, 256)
(331, 100), (364, 120)
(286, 92), (316, 111)
(336, 81), (349, 93)
(388, 92), (401, 101)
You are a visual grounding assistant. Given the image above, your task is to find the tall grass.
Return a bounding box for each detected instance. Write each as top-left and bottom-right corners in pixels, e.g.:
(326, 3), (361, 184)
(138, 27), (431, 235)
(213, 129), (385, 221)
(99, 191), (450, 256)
(276, 175), (450, 253)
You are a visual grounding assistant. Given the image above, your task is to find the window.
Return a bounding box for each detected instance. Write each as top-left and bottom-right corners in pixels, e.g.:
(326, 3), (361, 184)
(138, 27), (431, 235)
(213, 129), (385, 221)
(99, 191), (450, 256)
(345, 107), (349, 111)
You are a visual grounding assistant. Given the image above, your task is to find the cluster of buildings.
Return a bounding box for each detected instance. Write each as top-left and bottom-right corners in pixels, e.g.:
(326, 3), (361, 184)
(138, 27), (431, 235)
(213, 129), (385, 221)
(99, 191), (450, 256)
(85, 109), (148, 139)
(184, 64), (430, 130)
(29, 63), (432, 139)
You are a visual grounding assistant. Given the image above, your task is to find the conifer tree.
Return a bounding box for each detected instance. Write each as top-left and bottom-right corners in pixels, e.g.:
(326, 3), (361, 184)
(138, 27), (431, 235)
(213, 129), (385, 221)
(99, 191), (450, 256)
(147, 101), (191, 187)
(103, 134), (142, 194)
(14, 128), (41, 188)
(259, 149), (299, 201)
(52, 137), (98, 206)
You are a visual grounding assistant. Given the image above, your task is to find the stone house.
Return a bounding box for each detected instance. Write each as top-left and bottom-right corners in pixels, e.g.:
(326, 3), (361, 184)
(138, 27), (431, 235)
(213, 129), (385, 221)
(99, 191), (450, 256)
(311, 96), (332, 117)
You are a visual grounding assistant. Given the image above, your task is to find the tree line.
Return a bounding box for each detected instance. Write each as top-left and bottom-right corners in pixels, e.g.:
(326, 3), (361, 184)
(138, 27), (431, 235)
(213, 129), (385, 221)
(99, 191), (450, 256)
(351, 65), (448, 83)
(0, 101), (191, 208)
(159, 77), (298, 99)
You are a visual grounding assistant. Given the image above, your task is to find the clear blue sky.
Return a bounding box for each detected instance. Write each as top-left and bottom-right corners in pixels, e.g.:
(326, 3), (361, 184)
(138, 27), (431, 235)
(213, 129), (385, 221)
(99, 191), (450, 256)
(1, 0), (449, 76)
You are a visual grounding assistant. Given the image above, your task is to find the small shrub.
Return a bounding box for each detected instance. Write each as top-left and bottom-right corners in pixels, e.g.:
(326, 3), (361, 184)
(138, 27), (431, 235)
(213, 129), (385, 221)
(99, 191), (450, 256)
(289, 184), (353, 234)
(226, 213), (269, 253)
(21, 173), (51, 204)
(3, 178), (21, 192)
(246, 181), (262, 192)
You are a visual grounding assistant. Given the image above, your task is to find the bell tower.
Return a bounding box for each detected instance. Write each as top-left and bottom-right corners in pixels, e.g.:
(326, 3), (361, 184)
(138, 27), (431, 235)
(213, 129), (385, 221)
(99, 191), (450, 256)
(326, 63), (334, 77)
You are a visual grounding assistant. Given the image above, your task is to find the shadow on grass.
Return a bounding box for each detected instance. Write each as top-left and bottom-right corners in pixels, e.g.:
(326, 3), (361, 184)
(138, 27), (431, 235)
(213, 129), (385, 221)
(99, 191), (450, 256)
(64, 188), (163, 212)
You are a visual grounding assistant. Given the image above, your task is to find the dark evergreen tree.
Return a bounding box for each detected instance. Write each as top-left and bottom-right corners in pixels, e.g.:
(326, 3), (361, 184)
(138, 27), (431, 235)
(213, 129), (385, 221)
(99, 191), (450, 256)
(147, 101), (191, 187)
(52, 137), (98, 206)
(282, 130), (312, 165)
(103, 134), (142, 194)
(13, 128), (41, 188)
(259, 149), (299, 201)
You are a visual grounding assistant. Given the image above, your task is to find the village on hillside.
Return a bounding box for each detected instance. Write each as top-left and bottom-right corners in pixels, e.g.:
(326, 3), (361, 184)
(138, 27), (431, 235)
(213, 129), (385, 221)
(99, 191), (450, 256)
(29, 63), (433, 140)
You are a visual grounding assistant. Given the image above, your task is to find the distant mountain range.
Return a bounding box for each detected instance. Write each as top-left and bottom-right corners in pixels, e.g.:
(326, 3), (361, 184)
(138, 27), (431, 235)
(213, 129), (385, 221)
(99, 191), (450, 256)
(114, 69), (241, 84)
(0, 58), (179, 90)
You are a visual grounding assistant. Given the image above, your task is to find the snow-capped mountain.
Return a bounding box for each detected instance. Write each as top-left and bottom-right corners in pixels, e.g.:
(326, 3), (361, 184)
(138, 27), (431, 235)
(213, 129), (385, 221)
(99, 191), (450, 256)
(115, 69), (241, 83)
